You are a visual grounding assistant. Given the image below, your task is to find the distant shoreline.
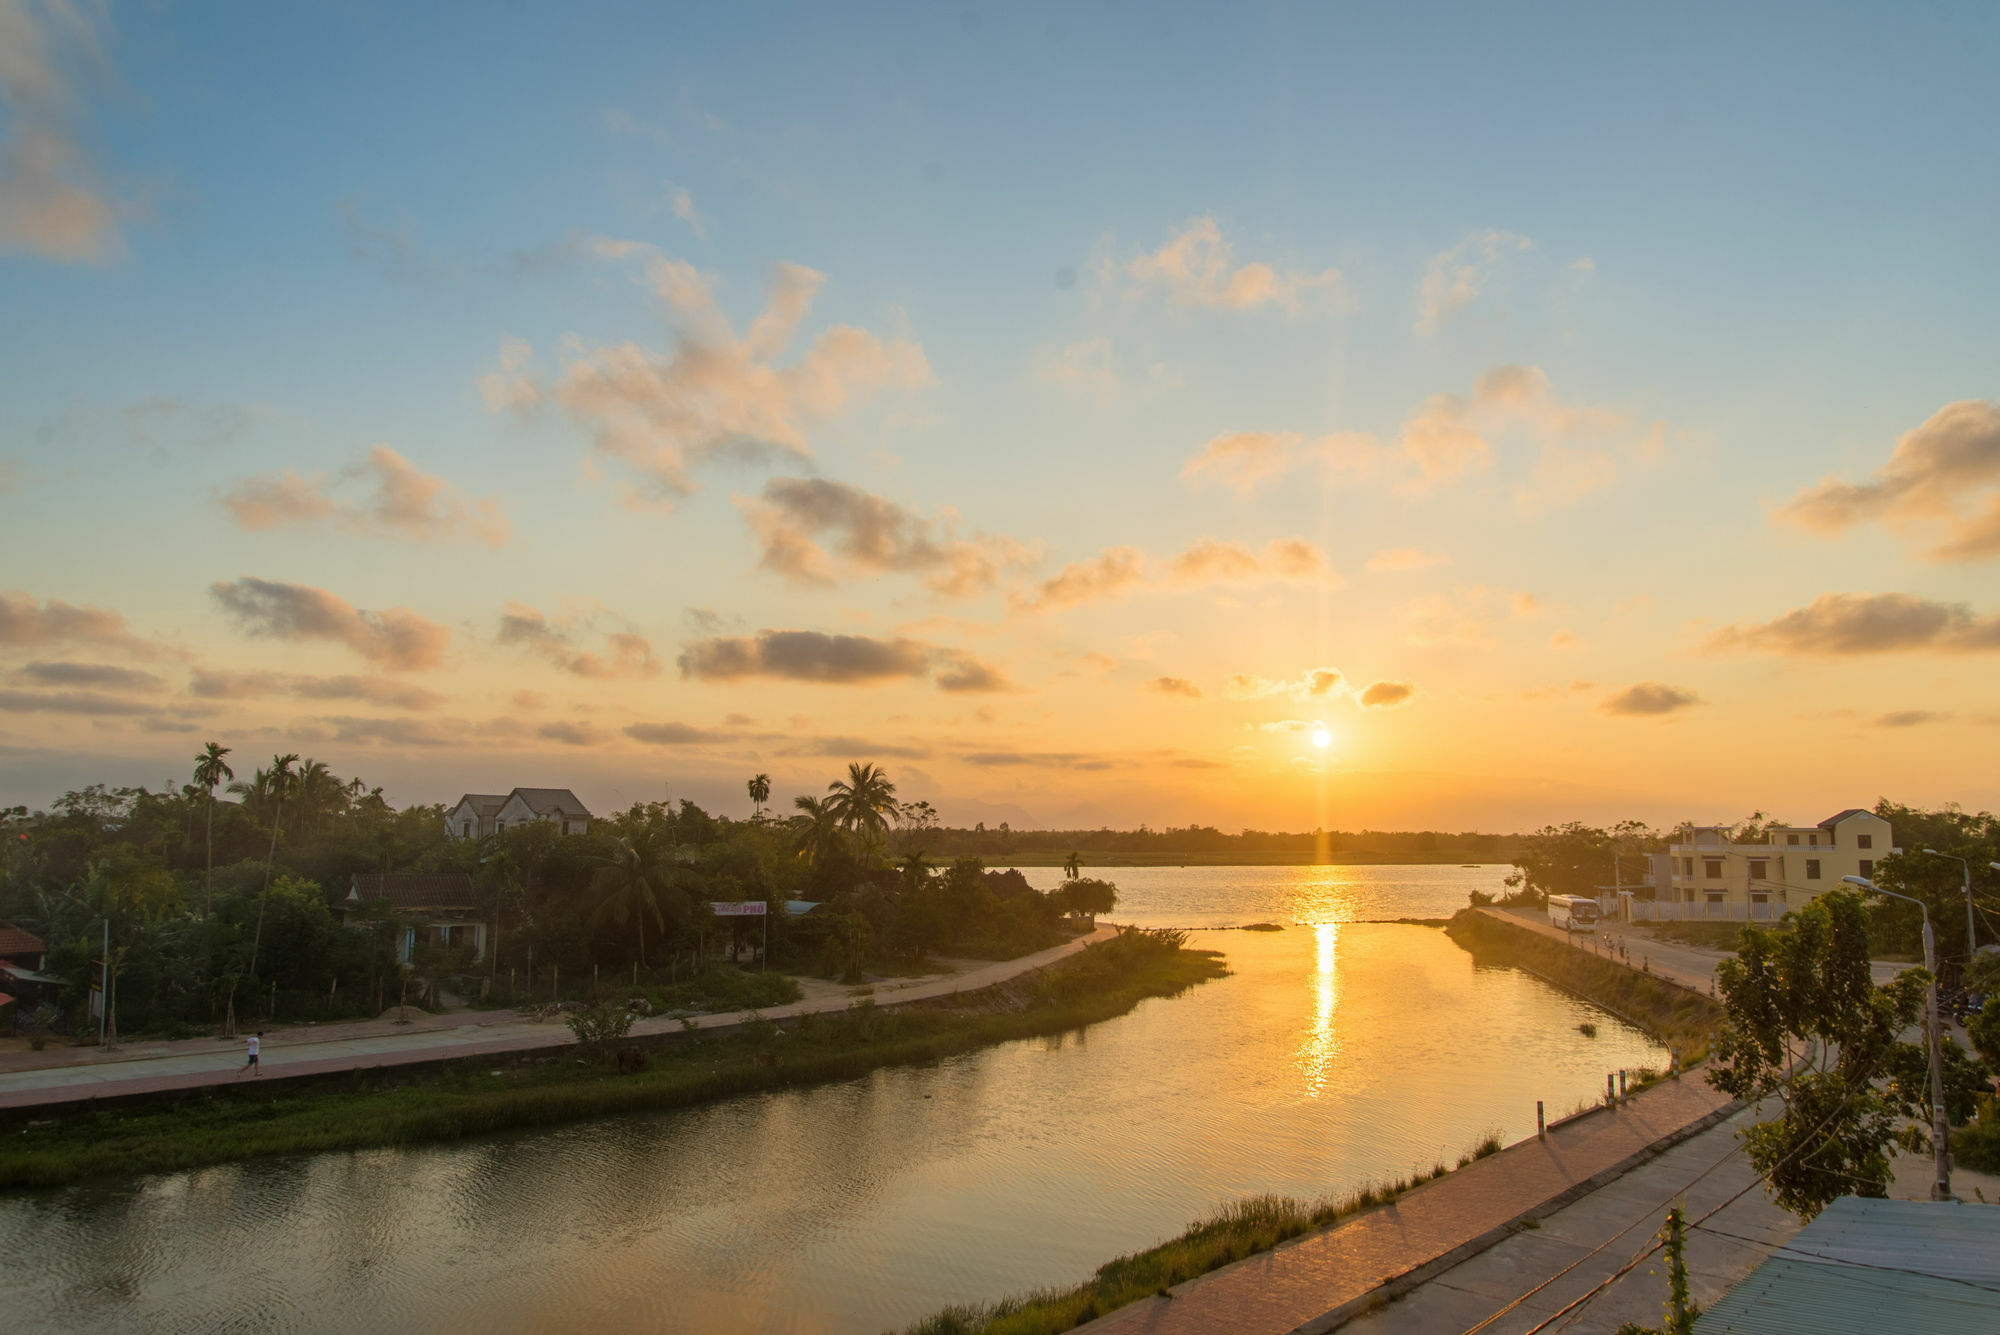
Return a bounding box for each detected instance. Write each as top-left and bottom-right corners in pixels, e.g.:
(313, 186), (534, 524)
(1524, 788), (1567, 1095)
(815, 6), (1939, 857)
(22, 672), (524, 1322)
(992, 852), (1510, 868)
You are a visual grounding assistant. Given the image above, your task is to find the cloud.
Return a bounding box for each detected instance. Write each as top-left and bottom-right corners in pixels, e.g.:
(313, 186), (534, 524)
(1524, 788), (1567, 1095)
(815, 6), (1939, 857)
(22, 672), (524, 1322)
(188, 669), (445, 710)
(537, 720), (601, 746)
(210, 578), (451, 671)
(1415, 230), (1532, 333)
(1148, 676), (1202, 698)
(776, 736), (932, 760)
(481, 248), (931, 504)
(1875, 710), (1946, 728)
(0, 591), (152, 656)
(934, 654), (1011, 693)
(624, 721), (724, 746)
(1013, 546), (1147, 612)
(322, 715), (458, 748)
(1180, 429), (1383, 497)
(1550, 629), (1579, 649)
(1125, 217), (1340, 314)
(1777, 400), (2000, 562)
(1035, 336), (1123, 398)
(962, 750), (1114, 771)
(0, 0), (123, 262)
(497, 602), (661, 679)
(668, 185), (706, 240)
(678, 629), (934, 685)
(1359, 680), (1415, 708)
(737, 477), (1033, 599)
(1227, 668), (1345, 701)
(1013, 538), (1333, 613)
(12, 660), (160, 691)
(1366, 548), (1450, 573)
(338, 200), (461, 284)
(223, 446), (509, 546)
(1601, 682), (1702, 716)
(1707, 592), (2000, 656)
(0, 688), (155, 716)
(1170, 758), (1228, 769)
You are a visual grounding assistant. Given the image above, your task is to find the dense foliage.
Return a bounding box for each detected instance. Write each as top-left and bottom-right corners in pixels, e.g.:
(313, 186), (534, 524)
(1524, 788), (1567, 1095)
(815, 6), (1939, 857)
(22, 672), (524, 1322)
(0, 755), (1098, 1038)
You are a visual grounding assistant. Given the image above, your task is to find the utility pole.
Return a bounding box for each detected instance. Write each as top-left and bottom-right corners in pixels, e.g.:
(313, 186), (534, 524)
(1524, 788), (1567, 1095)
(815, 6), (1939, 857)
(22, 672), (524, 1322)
(98, 918), (108, 1047)
(1847, 875), (1951, 1199)
(1923, 850), (1977, 965)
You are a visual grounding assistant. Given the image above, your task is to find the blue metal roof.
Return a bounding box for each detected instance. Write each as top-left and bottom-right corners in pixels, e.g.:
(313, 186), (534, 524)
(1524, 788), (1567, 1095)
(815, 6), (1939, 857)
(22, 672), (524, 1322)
(1695, 1197), (2000, 1334)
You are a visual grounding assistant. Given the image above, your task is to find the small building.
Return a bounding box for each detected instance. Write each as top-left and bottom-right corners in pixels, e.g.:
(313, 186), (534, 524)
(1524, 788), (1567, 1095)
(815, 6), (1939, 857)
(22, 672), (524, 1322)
(447, 787), (593, 840)
(0, 924), (46, 971)
(1647, 808), (1897, 921)
(343, 873), (486, 963)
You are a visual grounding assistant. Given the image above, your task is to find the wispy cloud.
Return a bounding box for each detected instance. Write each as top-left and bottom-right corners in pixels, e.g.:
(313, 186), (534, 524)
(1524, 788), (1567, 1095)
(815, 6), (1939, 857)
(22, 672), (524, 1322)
(677, 629), (1005, 693)
(1601, 682), (1702, 716)
(223, 446), (509, 546)
(209, 578), (451, 671)
(1124, 217), (1340, 314)
(1359, 680), (1415, 708)
(10, 660), (159, 691)
(497, 602), (661, 679)
(0, 591), (156, 657)
(1415, 230), (1532, 333)
(188, 669), (444, 711)
(1777, 400), (2000, 562)
(1147, 676), (1202, 699)
(1706, 592), (2000, 656)
(737, 477), (1034, 599)
(1013, 538), (1335, 613)
(0, 0), (124, 263)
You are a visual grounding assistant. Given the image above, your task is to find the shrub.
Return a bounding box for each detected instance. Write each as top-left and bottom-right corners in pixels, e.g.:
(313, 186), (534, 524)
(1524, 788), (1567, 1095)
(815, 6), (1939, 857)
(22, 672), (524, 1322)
(564, 1001), (636, 1052)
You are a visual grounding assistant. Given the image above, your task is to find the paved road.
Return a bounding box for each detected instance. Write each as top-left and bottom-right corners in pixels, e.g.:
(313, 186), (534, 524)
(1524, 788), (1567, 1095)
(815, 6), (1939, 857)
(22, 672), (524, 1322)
(1079, 1074), (1738, 1335)
(1478, 907), (1910, 991)
(0, 926), (1118, 1110)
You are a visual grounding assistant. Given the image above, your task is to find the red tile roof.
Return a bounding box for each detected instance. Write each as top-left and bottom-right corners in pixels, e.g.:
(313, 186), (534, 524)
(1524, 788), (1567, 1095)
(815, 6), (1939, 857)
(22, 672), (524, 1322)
(347, 873), (478, 910)
(0, 925), (45, 958)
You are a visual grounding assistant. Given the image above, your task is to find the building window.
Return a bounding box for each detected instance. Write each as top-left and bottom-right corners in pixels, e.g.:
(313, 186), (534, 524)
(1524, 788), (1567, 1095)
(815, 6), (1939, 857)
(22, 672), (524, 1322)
(1749, 859), (1768, 881)
(1705, 891), (1724, 903)
(1704, 859), (1723, 879)
(496, 820), (505, 832)
(1859, 860), (1873, 878)
(1787, 834), (1800, 846)
(1806, 859), (1821, 880)
(1857, 834), (1873, 850)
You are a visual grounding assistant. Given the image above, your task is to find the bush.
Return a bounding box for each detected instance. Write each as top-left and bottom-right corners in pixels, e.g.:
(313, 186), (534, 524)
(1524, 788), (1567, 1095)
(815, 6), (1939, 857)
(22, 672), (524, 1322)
(1951, 1094), (2000, 1173)
(564, 1001), (636, 1051)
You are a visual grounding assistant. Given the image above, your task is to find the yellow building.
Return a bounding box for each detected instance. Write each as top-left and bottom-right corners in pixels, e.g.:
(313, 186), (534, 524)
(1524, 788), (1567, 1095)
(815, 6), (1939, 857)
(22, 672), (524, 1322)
(1648, 808), (1898, 921)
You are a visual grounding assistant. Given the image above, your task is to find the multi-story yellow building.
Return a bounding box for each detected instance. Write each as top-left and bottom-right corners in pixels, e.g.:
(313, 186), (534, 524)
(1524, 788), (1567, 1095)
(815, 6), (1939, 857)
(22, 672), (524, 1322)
(1650, 808), (1897, 920)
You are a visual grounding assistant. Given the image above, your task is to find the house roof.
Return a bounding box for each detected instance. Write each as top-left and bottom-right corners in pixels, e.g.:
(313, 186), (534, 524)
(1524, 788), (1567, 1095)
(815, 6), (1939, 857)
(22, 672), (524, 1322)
(451, 793), (507, 816)
(1818, 808), (1872, 828)
(507, 787), (591, 818)
(0, 924), (46, 957)
(347, 873), (478, 911)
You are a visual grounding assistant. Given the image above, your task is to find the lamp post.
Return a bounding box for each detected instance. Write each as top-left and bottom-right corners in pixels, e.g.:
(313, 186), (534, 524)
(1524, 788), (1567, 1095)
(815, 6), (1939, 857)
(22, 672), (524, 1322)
(1922, 849), (1977, 963)
(1844, 874), (1951, 1200)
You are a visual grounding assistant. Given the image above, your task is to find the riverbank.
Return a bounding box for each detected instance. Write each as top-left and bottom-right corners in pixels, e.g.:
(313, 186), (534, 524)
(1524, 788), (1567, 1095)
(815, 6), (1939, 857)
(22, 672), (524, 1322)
(1446, 908), (1725, 1062)
(0, 930), (1224, 1189)
(998, 852), (1508, 868)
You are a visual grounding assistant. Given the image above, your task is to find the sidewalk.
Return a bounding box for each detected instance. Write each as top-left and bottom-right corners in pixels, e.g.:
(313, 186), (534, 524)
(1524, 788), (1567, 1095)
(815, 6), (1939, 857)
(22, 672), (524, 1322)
(1476, 907), (1909, 992)
(0, 926), (1117, 1111)
(1080, 1074), (1738, 1335)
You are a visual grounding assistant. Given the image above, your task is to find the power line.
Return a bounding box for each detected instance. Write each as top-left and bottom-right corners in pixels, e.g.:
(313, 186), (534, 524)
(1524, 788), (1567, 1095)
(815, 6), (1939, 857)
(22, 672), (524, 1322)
(1689, 1220), (2000, 1296)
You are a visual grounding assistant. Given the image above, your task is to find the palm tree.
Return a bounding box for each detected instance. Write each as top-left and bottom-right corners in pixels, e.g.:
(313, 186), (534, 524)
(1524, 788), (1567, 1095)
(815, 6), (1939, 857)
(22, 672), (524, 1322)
(242, 753), (299, 993)
(747, 773), (772, 819)
(590, 834), (671, 969)
(1063, 851), (1082, 880)
(826, 762), (898, 857)
(296, 759), (335, 839)
(193, 743), (233, 915)
(791, 795), (843, 868)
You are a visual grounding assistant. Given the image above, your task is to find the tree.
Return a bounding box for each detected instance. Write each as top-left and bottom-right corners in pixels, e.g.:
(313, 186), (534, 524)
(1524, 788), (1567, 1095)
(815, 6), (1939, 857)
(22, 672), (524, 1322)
(1507, 822), (1627, 906)
(791, 794), (844, 868)
(1059, 876), (1118, 927)
(1706, 890), (1978, 1219)
(590, 834), (673, 969)
(1063, 850), (1082, 880)
(192, 742), (233, 915)
(827, 762), (898, 857)
(240, 753), (299, 1000)
(747, 773), (772, 819)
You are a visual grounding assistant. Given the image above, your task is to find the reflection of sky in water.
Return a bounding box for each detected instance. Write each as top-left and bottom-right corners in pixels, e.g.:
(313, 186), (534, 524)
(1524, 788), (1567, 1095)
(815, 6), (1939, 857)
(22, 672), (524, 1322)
(1005, 862), (1514, 928)
(0, 869), (1663, 1335)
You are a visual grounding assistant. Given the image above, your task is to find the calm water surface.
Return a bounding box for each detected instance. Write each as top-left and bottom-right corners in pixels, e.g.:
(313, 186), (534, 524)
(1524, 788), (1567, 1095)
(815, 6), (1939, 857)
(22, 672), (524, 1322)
(0, 866), (1661, 1334)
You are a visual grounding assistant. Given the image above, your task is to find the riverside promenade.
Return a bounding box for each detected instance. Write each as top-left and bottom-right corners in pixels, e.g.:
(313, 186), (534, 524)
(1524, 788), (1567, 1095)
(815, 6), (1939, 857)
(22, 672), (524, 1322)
(0, 925), (1117, 1111)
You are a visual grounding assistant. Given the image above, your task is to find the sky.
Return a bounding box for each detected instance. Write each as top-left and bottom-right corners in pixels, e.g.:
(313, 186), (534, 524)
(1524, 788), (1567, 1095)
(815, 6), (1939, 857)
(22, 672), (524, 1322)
(2, 1), (1998, 832)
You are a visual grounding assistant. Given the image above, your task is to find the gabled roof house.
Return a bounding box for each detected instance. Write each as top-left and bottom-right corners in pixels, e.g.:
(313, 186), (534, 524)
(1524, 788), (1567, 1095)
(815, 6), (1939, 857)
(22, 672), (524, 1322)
(447, 787), (592, 840)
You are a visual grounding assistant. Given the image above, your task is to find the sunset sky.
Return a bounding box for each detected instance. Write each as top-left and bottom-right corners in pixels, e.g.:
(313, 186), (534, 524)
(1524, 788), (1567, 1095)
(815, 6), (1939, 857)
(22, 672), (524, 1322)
(3, 2), (1998, 831)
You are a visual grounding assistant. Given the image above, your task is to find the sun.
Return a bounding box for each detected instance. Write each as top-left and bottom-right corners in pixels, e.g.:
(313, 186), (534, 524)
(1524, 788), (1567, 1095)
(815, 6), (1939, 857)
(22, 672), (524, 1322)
(1311, 726), (1331, 749)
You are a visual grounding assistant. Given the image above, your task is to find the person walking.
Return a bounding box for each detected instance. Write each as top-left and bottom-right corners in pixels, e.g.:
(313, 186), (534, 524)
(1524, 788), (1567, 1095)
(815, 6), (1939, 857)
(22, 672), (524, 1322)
(239, 1031), (263, 1077)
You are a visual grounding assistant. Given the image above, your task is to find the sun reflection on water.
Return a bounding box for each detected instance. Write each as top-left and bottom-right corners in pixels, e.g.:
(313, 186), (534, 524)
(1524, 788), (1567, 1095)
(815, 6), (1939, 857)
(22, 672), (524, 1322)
(1295, 921), (1343, 1098)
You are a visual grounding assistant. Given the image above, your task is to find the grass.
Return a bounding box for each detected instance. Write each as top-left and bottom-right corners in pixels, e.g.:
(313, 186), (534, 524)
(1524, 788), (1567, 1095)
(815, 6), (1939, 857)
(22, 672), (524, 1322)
(1641, 920), (1775, 950)
(1445, 910), (1724, 1064)
(0, 930), (1224, 1190)
(900, 1130), (1509, 1335)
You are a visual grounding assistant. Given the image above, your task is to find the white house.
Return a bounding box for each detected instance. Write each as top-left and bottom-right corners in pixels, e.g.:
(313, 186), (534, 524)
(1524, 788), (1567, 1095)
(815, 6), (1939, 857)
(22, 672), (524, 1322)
(1629, 808), (1900, 921)
(447, 787), (593, 840)
(342, 873), (486, 962)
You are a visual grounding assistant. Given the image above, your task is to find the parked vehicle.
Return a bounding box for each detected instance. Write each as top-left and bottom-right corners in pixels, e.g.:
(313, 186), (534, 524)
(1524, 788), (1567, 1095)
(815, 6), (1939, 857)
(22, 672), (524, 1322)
(1547, 895), (1602, 932)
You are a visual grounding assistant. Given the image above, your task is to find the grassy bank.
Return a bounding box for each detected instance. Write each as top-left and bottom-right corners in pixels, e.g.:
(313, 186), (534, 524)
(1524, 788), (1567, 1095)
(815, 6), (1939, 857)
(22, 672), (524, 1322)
(1444, 909), (1724, 1062)
(901, 1131), (1504, 1335)
(0, 931), (1223, 1190)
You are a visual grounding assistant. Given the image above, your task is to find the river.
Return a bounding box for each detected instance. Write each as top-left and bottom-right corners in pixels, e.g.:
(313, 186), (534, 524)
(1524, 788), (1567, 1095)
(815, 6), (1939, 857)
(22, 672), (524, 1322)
(0, 866), (1663, 1334)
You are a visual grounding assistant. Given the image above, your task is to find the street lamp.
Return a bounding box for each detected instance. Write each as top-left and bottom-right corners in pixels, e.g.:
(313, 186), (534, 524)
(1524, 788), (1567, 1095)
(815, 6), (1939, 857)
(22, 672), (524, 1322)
(1922, 849), (1977, 961)
(1844, 875), (1951, 1200)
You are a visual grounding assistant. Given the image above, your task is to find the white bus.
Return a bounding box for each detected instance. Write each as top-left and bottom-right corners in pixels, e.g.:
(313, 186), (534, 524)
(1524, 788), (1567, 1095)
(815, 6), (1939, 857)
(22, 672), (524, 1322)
(1547, 895), (1602, 931)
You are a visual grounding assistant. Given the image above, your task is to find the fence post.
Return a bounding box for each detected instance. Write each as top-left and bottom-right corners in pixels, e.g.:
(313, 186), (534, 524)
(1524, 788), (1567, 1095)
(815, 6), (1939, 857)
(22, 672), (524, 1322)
(1619, 1069), (1627, 1100)
(1671, 1047), (1679, 1079)
(1606, 1073), (1615, 1108)
(1537, 1100), (1546, 1138)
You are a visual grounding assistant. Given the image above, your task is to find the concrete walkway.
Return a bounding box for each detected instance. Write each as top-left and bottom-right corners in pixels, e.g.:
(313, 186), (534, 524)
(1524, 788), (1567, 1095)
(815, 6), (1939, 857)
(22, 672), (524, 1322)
(1080, 1073), (1738, 1335)
(1476, 907), (1909, 992)
(0, 926), (1117, 1111)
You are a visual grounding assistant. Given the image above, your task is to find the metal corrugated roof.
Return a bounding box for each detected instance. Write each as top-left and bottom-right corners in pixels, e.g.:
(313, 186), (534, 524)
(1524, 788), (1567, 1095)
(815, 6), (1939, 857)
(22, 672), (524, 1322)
(1695, 1197), (2000, 1334)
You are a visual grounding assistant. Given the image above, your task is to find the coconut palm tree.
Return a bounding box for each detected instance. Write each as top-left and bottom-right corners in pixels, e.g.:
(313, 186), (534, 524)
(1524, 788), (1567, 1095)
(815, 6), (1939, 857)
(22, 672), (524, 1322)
(295, 758), (336, 839)
(590, 833), (671, 969)
(747, 773), (772, 819)
(791, 794), (843, 868)
(193, 743), (233, 915)
(242, 753), (299, 992)
(1063, 850), (1082, 880)
(826, 762), (898, 857)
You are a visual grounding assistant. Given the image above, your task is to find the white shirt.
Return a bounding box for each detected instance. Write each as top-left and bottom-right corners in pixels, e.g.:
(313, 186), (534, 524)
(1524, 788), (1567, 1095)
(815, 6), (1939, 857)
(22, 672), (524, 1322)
(246, 1036), (260, 1057)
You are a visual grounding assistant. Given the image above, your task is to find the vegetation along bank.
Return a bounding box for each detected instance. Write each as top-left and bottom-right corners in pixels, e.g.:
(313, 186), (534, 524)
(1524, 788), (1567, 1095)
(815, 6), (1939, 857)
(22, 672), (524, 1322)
(0, 928), (1221, 1190)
